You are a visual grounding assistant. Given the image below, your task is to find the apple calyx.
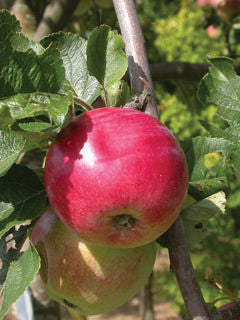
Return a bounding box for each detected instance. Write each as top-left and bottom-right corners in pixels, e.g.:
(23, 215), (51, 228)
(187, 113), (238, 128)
(113, 214), (135, 229)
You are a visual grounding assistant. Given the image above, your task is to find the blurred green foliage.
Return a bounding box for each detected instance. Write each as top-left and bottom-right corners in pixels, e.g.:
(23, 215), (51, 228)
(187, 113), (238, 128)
(151, 0), (226, 142)
(155, 212), (240, 316)
(154, 1), (225, 63)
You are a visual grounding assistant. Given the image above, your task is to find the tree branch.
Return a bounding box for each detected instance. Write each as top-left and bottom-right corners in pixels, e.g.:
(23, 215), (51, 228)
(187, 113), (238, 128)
(113, 0), (158, 118)
(150, 62), (209, 81)
(32, 0), (80, 42)
(10, 0), (36, 39)
(166, 219), (209, 320)
(113, 1), (210, 320)
(210, 302), (240, 320)
(0, 0), (14, 10)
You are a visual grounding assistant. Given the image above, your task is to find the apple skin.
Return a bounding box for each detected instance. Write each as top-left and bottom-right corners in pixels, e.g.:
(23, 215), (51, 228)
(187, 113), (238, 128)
(31, 208), (157, 316)
(207, 25), (220, 38)
(44, 107), (188, 248)
(211, 0), (240, 19)
(197, 0), (211, 7)
(197, 0), (240, 18)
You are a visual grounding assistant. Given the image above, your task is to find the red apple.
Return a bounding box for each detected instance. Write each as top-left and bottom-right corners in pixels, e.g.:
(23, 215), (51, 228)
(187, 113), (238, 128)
(31, 208), (157, 315)
(207, 25), (221, 38)
(44, 107), (188, 248)
(197, 0), (211, 7)
(211, 0), (240, 19)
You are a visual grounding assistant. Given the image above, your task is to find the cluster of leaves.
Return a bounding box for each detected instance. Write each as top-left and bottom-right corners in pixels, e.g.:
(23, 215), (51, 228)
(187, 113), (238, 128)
(198, 58), (240, 178)
(150, 0), (227, 143)
(198, 58), (240, 210)
(158, 57), (240, 316)
(158, 89), (218, 141)
(154, 0), (226, 63)
(151, 0), (240, 143)
(156, 209), (240, 316)
(0, 10), (130, 318)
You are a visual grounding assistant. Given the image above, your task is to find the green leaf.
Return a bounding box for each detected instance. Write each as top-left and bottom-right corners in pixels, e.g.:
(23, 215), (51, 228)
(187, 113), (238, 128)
(0, 226), (29, 293)
(200, 125), (240, 175)
(0, 92), (73, 129)
(17, 122), (59, 134)
(0, 130), (26, 176)
(198, 57), (240, 125)
(202, 123), (240, 174)
(0, 10), (21, 43)
(182, 137), (235, 197)
(0, 11), (66, 99)
(41, 32), (100, 105)
(227, 189), (240, 208)
(182, 191), (226, 247)
(87, 25), (128, 87)
(0, 129), (48, 177)
(176, 80), (203, 115)
(0, 9), (67, 99)
(0, 164), (47, 238)
(231, 147), (240, 173)
(10, 33), (44, 55)
(0, 238), (40, 319)
(0, 45), (65, 98)
(200, 122), (231, 142)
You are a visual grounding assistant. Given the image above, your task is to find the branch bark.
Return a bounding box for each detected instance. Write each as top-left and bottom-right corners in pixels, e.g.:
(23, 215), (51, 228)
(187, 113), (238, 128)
(0, 0), (14, 9)
(113, 0), (158, 118)
(210, 302), (240, 320)
(150, 62), (209, 81)
(166, 219), (209, 320)
(10, 0), (36, 39)
(32, 0), (80, 42)
(113, 1), (209, 320)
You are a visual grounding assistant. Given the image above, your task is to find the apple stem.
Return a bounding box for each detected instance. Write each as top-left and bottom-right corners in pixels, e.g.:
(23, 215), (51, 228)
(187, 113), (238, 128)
(114, 214), (135, 229)
(103, 84), (110, 107)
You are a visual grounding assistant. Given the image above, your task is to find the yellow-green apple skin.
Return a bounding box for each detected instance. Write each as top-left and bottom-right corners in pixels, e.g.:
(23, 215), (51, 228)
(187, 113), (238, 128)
(31, 208), (157, 315)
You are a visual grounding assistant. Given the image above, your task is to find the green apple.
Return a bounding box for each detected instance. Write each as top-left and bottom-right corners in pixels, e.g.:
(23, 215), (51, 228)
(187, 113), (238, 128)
(31, 208), (157, 315)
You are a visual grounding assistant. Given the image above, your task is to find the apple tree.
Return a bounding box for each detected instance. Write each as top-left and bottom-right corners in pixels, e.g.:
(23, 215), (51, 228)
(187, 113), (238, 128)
(0, 0), (240, 319)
